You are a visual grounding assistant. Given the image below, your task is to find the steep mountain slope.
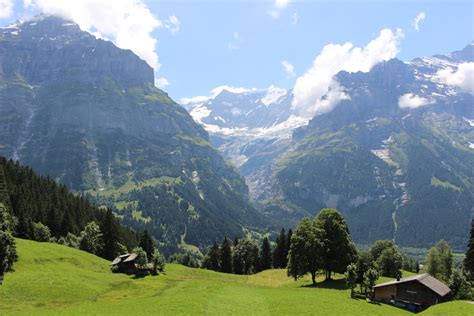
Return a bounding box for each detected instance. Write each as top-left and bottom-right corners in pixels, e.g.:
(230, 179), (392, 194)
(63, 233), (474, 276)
(186, 45), (474, 250)
(264, 46), (474, 250)
(0, 16), (264, 253)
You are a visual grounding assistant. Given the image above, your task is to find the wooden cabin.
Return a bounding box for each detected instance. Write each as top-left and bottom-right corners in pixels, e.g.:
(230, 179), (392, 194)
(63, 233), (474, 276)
(110, 253), (153, 275)
(373, 273), (451, 312)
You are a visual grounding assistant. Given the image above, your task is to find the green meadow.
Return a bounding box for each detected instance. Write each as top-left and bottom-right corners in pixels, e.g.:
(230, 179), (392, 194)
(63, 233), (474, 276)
(0, 239), (472, 315)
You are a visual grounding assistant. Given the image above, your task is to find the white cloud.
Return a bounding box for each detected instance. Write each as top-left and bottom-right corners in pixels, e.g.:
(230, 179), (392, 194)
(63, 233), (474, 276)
(268, 0), (290, 19)
(275, 0), (290, 9)
(164, 15), (180, 35)
(25, 0), (162, 70)
(155, 77), (169, 88)
(0, 0), (13, 18)
(398, 93), (435, 109)
(227, 31), (242, 51)
(412, 11), (426, 32)
(281, 60), (295, 77)
(291, 12), (299, 25)
(435, 62), (474, 93)
(292, 28), (404, 118)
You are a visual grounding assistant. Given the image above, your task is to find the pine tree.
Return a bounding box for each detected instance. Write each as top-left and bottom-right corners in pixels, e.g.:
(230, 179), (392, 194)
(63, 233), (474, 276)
(285, 228), (293, 261)
(139, 229), (156, 262)
(208, 242), (220, 271)
(0, 165), (10, 207)
(464, 219), (474, 279)
(220, 236), (232, 273)
(259, 237), (272, 271)
(100, 209), (121, 260)
(272, 228), (287, 268)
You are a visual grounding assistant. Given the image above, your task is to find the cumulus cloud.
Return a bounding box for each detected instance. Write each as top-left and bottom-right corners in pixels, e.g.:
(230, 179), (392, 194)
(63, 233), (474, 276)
(292, 28), (404, 118)
(281, 60), (295, 77)
(155, 77), (169, 88)
(412, 11), (426, 32)
(0, 0), (13, 18)
(268, 0), (290, 19)
(24, 0), (162, 70)
(398, 93), (435, 109)
(164, 15), (180, 35)
(435, 62), (474, 93)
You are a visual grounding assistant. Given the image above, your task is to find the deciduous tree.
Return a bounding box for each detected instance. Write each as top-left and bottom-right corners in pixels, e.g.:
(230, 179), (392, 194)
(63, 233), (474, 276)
(287, 218), (323, 285)
(79, 221), (103, 255)
(345, 263), (357, 298)
(315, 208), (357, 280)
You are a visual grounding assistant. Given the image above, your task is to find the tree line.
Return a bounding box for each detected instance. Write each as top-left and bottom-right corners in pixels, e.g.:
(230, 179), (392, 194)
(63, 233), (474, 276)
(0, 157), (147, 272)
(201, 228), (293, 275)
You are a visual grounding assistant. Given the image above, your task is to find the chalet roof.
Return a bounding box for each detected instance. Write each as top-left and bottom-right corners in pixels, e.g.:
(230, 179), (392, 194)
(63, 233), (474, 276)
(373, 273), (451, 297)
(110, 253), (138, 265)
(123, 253), (138, 262)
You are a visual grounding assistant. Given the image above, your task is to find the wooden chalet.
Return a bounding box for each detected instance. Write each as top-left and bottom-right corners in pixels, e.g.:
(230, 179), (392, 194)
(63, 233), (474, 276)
(373, 273), (451, 312)
(110, 253), (153, 275)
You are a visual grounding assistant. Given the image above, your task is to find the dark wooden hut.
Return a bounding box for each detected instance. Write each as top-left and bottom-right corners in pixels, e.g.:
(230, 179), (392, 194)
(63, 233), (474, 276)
(373, 273), (451, 312)
(110, 253), (153, 275)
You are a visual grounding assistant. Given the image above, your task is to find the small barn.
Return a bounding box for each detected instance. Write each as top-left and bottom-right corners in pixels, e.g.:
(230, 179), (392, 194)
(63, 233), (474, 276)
(110, 253), (153, 275)
(373, 273), (451, 312)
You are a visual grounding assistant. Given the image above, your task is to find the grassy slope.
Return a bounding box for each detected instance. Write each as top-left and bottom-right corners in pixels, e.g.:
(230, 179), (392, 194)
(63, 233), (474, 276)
(0, 239), (471, 315)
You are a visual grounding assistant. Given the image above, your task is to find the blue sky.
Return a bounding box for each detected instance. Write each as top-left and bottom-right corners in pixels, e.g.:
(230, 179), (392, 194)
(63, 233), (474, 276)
(1, 0), (473, 102)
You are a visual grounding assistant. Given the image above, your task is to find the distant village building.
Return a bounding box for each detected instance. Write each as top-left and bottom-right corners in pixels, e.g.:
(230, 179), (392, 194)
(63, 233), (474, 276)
(373, 273), (451, 312)
(110, 253), (153, 275)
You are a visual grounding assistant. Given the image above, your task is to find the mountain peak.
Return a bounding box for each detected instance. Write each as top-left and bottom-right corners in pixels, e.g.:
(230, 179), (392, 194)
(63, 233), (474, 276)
(0, 14), (154, 88)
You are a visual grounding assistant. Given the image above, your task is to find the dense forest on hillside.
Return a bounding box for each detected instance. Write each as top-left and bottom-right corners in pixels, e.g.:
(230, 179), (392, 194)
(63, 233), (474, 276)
(0, 156), (137, 252)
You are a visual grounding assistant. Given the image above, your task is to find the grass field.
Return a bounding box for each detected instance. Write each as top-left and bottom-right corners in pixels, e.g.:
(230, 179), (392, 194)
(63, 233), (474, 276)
(0, 239), (472, 315)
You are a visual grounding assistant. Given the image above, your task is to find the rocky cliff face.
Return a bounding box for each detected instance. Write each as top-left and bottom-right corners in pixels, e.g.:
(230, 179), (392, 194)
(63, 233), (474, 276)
(263, 46), (474, 250)
(185, 44), (474, 250)
(0, 15), (265, 254)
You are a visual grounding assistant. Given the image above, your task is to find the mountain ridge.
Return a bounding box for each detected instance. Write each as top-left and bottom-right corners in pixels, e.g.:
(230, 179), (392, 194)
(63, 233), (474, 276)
(0, 15), (265, 254)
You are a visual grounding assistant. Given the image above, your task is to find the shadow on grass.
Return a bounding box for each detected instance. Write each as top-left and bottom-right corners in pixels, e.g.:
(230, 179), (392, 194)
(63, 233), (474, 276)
(301, 278), (347, 290)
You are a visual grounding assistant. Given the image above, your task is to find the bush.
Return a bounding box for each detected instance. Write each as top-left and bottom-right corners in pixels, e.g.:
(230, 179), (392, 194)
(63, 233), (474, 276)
(169, 253), (199, 268)
(152, 249), (166, 275)
(0, 230), (18, 273)
(132, 247), (148, 266)
(449, 268), (472, 300)
(79, 222), (103, 255)
(33, 222), (51, 242)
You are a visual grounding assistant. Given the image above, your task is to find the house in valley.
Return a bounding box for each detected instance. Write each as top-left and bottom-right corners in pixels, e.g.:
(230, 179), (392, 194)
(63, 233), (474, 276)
(373, 273), (451, 312)
(110, 253), (153, 275)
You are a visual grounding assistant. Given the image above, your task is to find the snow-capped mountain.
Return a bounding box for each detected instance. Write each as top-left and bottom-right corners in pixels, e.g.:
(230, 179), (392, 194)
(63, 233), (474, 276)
(184, 44), (473, 250)
(183, 86), (308, 138)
